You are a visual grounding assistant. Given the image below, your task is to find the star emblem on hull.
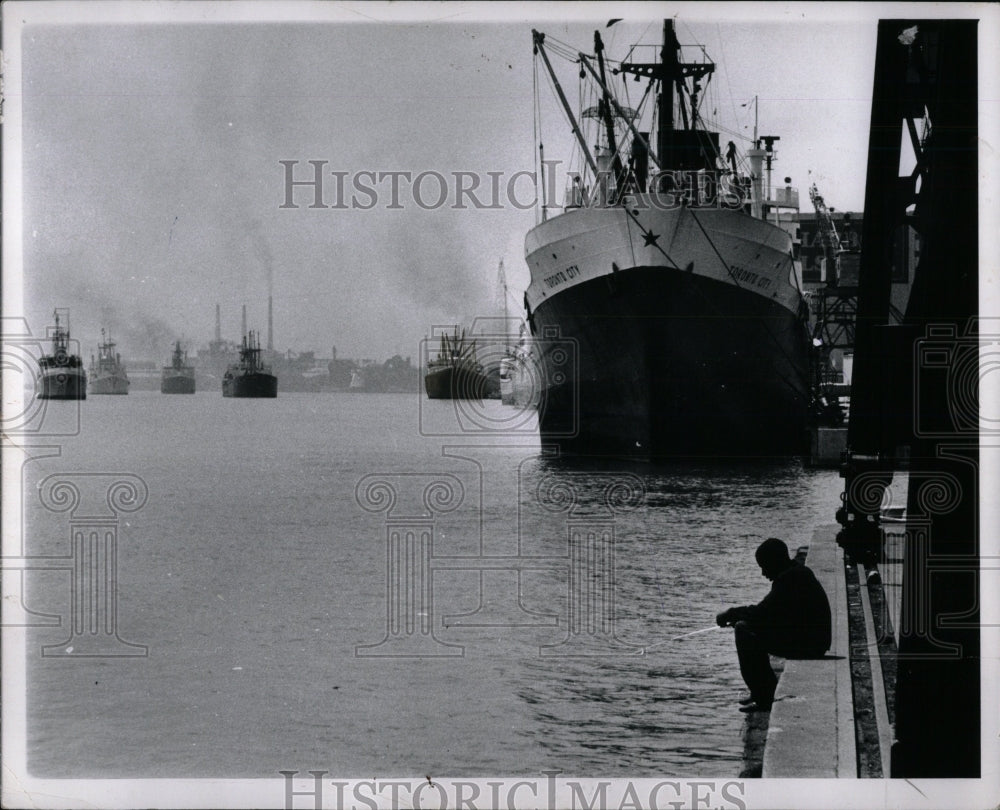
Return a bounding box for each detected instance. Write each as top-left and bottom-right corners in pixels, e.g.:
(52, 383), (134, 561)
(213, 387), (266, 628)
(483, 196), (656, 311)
(642, 230), (661, 247)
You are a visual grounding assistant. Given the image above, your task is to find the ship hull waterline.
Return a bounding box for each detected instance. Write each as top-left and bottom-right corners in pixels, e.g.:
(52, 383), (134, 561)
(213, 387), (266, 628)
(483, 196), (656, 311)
(222, 373), (277, 398)
(89, 375), (130, 395)
(424, 366), (489, 400)
(38, 369), (87, 400)
(528, 265), (811, 460)
(161, 374), (196, 394)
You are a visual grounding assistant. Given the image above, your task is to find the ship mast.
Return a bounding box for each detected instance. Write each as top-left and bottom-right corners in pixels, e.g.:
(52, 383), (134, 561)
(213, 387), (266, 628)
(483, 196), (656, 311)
(593, 32), (625, 192)
(660, 20), (676, 170)
(619, 20), (715, 173)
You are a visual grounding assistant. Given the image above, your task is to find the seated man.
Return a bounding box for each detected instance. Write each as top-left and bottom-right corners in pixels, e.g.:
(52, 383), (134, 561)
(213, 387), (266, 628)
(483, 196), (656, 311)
(716, 538), (832, 712)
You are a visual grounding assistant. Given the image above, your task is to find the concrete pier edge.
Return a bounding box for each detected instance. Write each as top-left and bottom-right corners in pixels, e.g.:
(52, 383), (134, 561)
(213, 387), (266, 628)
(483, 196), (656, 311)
(761, 525), (858, 777)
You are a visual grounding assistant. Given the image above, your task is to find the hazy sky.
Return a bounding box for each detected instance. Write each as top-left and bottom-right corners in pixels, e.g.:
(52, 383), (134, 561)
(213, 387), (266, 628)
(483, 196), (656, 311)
(6, 2), (992, 361)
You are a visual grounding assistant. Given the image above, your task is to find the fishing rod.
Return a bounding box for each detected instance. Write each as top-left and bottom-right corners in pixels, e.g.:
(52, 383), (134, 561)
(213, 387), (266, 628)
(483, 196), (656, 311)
(671, 625), (725, 641)
(640, 624), (726, 653)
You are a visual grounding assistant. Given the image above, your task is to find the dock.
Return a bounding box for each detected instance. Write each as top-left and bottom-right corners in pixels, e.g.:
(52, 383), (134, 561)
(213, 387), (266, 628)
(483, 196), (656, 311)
(742, 524), (901, 778)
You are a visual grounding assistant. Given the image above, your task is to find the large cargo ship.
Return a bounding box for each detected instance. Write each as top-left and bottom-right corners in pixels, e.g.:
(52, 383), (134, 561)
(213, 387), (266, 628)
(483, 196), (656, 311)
(88, 328), (130, 395)
(37, 308), (87, 400)
(524, 22), (811, 458)
(222, 331), (277, 398)
(161, 341), (196, 394)
(424, 328), (488, 400)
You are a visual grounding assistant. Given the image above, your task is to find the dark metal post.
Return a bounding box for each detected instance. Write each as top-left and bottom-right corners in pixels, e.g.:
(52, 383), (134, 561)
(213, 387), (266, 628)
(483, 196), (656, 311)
(890, 19), (979, 779)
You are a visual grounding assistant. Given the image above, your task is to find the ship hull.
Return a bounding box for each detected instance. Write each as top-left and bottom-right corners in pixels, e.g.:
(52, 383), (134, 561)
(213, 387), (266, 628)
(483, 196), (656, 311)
(161, 373), (196, 394)
(424, 365), (488, 400)
(222, 373), (277, 398)
(38, 368), (87, 400)
(530, 266), (810, 458)
(525, 203), (811, 460)
(89, 374), (129, 395)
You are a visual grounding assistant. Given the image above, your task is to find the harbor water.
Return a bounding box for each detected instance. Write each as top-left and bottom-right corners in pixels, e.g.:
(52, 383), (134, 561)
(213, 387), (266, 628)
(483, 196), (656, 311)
(23, 391), (844, 778)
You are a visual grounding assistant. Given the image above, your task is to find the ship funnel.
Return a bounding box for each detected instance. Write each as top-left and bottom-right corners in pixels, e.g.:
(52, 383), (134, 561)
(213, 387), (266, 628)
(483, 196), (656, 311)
(268, 296), (273, 352)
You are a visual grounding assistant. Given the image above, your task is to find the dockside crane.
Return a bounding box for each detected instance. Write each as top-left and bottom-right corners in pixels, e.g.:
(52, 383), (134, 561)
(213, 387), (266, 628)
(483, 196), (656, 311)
(808, 181), (843, 286)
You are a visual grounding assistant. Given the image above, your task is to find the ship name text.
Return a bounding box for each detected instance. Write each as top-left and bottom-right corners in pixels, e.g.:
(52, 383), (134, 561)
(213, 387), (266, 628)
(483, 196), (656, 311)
(543, 265), (580, 289)
(729, 265), (772, 290)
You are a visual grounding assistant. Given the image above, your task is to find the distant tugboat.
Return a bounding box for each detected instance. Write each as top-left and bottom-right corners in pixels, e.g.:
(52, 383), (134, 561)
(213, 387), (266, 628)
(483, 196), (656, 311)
(424, 328), (489, 400)
(37, 308), (87, 400)
(222, 331), (277, 398)
(161, 341), (196, 394)
(89, 328), (130, 395)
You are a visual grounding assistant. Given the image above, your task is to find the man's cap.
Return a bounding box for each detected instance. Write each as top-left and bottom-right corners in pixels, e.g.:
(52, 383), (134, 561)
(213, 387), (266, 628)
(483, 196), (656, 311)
(755, 537), (790, 567)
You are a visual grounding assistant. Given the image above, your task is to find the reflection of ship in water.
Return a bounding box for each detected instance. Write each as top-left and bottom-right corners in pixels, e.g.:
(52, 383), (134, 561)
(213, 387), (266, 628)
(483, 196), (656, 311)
(161, 341), (195, 394)
(37, 308), (87, 400)
(89, 328), (130, 395)
(424, 328), (488, 400)
(222, 331), (277, 398)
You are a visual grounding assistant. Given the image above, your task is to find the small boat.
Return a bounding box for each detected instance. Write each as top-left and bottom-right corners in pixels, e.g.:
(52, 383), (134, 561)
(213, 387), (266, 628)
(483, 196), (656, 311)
(500, 344), (540, 409)
(222, 331), (277, 398)
(37, 308), (87, 400)
(349, 366), (367, 392)
(424, 328), (488, 400)
(161, 341), (196, 394)
(89, 328), (130, 395)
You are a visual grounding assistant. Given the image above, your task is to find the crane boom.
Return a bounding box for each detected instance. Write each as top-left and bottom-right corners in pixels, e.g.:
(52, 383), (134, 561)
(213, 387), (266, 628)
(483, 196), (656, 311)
(809, 182), (842, 286)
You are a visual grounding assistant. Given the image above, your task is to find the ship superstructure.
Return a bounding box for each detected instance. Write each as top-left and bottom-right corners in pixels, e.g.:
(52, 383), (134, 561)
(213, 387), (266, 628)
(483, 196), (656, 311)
(222, 330), (277, 398)
(89, 328), (130, 395)
(161, 341), (196, 394)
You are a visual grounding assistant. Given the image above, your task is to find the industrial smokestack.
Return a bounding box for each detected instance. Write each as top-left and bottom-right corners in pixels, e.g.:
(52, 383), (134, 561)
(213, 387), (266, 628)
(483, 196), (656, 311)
(215, 304), (221, 343)
(268, 296), (273, 352)
(241, 304), (247, 339)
